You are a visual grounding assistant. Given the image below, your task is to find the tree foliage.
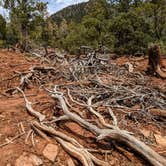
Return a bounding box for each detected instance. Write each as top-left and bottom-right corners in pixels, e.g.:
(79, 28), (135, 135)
(0, 14), (6, 40)
(110, 11), (152, 54)
(2, 0), (47, 51)
(0, 14), (6, 47)
(49, 0), (166, 55)
(1, 0), (166, 55)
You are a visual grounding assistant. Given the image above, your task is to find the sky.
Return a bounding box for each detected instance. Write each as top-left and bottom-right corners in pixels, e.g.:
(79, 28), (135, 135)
(0, 0), (88, 17)
(44, 0), (88, 14)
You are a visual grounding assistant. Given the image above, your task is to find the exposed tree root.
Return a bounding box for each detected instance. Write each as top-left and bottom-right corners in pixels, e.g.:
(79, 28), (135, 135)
(48, 86), (166, 166)
(16, 89), (108, 165)
(14, 52), (166, 165)
(32, 121), (108, 166)
(17, 87), (45, 122)
(156, 65), (166, 78)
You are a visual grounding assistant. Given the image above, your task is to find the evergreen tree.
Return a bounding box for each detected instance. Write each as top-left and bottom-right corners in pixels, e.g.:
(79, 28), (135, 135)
(2, 0), (47, 51)
(0, 14), (6, 40)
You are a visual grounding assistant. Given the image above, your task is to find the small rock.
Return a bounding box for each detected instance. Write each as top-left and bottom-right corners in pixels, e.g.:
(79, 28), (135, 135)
(67, 158), (75, 166)
(15, 152), (43, 166)
(29, 154), (43, 165)
(6, 164), (12, 166)
(140, 129), (150, 138)
(43, 144), (58, 162)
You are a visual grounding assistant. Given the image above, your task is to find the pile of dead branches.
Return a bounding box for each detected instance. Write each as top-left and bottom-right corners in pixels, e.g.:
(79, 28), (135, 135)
(16, 82), (166, 166)
(2, 48), (166, 165)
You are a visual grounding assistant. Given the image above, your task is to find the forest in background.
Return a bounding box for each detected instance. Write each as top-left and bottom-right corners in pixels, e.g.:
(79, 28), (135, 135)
(0, 0), (166, 55)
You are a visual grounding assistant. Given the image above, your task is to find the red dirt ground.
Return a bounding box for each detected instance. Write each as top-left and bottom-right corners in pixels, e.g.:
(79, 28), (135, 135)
(0, 49), (166, 166)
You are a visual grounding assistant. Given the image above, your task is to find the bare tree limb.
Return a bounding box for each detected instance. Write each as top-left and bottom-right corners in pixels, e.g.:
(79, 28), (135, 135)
(17, 87), (45, 122)
(49, 87), (166, 166)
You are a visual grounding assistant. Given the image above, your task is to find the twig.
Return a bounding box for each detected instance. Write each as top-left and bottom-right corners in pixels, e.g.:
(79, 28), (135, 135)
(0, 133), (25, 148)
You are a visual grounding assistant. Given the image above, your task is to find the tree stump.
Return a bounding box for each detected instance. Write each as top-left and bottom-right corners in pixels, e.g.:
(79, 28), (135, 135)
(147, 45), (166, 78)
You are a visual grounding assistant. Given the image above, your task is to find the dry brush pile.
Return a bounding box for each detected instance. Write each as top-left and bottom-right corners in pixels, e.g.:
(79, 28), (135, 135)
(1, 48), (166, 166)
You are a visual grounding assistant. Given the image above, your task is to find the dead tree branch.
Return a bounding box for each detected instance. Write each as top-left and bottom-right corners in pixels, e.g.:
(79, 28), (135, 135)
(49, 86), (166, 166)
(32, 121), (108, 166)
(17, 87), (45, 122)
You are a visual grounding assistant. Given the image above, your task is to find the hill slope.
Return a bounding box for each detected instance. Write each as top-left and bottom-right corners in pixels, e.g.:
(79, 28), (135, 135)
(0, 49), (166, 165)
(50, 2), (89, 24)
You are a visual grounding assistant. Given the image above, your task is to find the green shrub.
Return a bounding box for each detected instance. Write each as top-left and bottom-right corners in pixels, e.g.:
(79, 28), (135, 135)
(110, 11), (152, 55)
(0, 40), (4, 48)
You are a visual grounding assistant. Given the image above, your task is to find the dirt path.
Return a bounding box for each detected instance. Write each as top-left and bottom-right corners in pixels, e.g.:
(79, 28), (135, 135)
(0, 50), (165, 166)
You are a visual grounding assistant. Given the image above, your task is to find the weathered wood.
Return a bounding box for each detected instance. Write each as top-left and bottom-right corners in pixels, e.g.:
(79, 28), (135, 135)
(17, 87), (45, 122)
(32, 121), (108, 166)
(51, 89), (166, 166)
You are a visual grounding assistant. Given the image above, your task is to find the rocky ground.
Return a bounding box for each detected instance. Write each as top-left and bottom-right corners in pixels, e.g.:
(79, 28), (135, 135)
(0, 49), (165, 166)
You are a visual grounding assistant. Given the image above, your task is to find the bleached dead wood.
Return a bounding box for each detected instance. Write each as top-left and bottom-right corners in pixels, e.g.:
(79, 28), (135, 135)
(156, 65), (166, 78)
(9, 49), (166, 166)
(32, 121), (108, 166)
(125, 62), (134, 73)
(31, 52), (42, 58)
(12, 66), (57, 92)
(49, 86), (166, 166)
(87, 95), (118, 130)
(17, 89), (107, 165)
(17, 87), (45, 122)
(0, 132), (25, 148)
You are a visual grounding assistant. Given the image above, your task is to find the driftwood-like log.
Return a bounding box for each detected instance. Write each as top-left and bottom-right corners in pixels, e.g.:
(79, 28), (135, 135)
(32, 121), (108, 166)
(18, 89), (107, 165)
(50, 87), (166, 166)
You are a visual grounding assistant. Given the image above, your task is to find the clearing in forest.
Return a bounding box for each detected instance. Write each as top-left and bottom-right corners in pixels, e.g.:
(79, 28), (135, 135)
(0, 49), (166, 166)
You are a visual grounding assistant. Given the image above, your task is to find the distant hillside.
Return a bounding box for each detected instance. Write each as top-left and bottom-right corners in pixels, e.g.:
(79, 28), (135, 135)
(50, 2), (89, 25)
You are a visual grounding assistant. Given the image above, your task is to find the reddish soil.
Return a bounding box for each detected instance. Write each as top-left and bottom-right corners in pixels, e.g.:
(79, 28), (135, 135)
(0, 50), (165, 166)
